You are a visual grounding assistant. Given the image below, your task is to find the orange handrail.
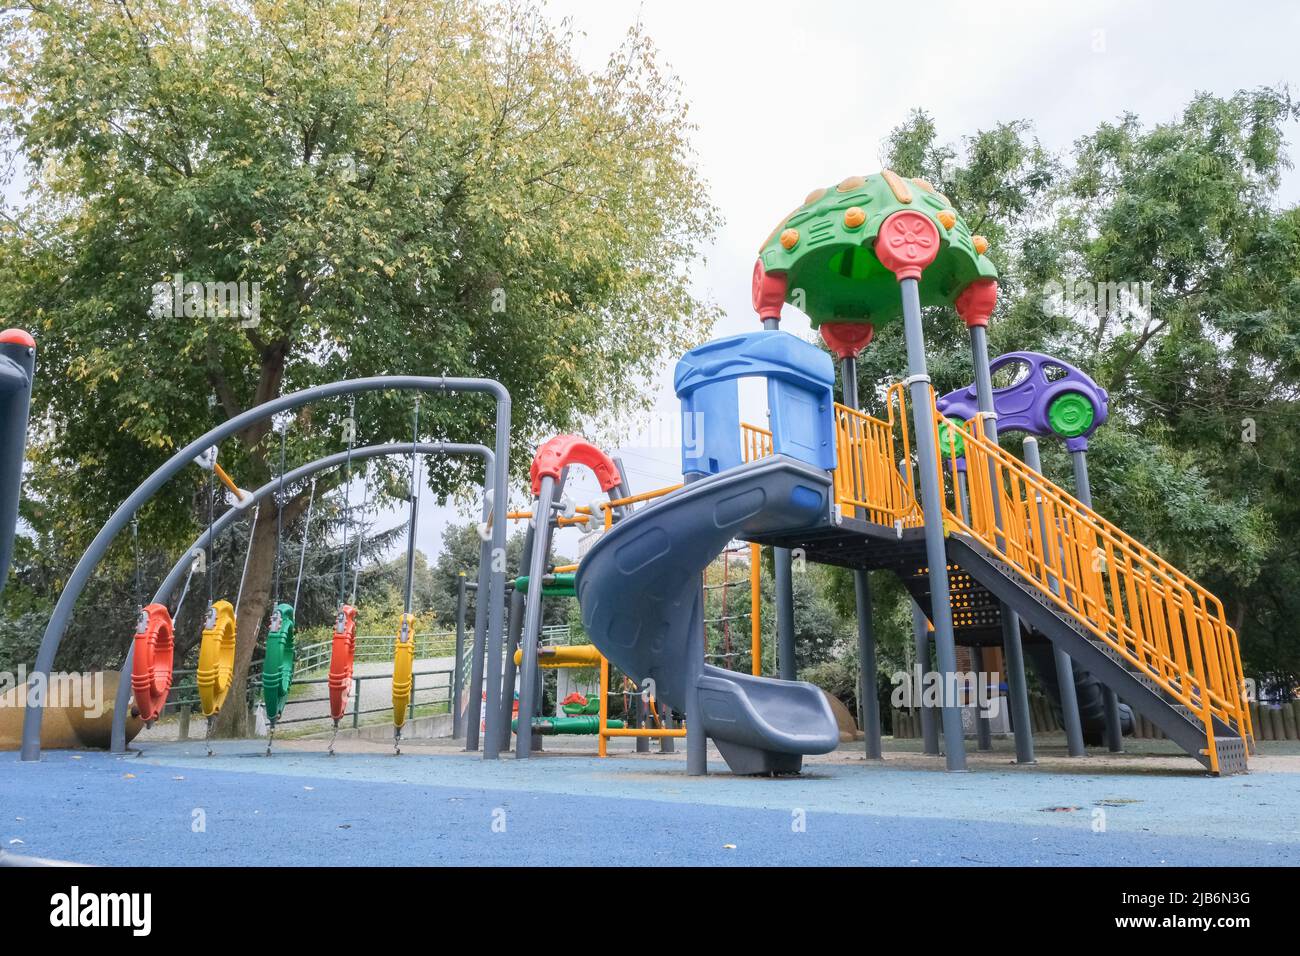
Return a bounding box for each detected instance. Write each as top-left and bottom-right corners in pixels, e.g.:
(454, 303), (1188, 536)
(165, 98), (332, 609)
(813, 383), (1251, 773)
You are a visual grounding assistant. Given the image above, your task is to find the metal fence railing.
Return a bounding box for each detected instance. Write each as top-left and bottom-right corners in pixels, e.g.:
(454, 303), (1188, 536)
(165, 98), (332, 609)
(156, 666), (454, 734)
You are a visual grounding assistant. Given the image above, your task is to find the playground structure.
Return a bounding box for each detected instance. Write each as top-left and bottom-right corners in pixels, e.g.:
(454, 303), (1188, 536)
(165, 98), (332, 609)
(2, 172), (1254, 778)
(568, 171), (1252, 775)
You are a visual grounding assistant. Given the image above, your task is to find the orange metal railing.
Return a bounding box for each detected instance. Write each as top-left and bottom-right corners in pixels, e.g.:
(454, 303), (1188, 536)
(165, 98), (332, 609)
(751, 383), (1251, 771)
(932, 405), (1252, 770)
(741, 422), (773, 462)
(831, 384), (923, 528)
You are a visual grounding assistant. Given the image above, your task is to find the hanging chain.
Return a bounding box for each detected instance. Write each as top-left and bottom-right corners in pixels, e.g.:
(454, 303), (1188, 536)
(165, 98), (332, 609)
(205, 470), (216, 611)
(338, 395), (356, 608)
(131, 516), (143, 612)
(234, 505), (260, 618)
(292, 478), (318, 610)
(271, 423), (288, 606)
(349, 462), (369, 605)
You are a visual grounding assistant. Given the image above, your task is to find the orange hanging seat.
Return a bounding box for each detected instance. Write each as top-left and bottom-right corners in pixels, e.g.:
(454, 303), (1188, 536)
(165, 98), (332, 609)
(130, 603), (175, 722)
(328, 604), (358, 721)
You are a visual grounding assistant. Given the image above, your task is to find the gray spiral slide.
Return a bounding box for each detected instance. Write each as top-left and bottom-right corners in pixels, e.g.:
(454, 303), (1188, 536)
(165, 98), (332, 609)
(575, 454), (841, 774)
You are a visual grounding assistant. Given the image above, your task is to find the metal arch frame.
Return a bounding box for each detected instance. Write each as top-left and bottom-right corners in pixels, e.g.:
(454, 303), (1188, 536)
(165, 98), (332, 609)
(21, 375), (511, 762)
(108, 440), (495, 754)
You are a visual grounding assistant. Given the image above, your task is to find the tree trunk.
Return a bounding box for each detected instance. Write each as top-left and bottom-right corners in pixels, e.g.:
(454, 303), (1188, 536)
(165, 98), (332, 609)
(213, 492), (309, 737)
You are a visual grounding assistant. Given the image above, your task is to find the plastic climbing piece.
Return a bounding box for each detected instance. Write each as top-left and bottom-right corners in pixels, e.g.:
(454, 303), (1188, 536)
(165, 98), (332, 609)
(130, 603), (175, 722)
(262, 603), (296, 722)
(935, 350), (1110, 452)
(391, 613), (416, 729)
(753, 171), (997, 328)
(529, 434), (622, 495)
(196, 599), (237, 717)
(328, 604), (358, 721)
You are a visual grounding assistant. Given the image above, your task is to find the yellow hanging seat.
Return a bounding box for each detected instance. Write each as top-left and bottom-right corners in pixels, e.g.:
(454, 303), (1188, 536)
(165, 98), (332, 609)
(196, 599), (237, 717)
(391, 613), (416, 729)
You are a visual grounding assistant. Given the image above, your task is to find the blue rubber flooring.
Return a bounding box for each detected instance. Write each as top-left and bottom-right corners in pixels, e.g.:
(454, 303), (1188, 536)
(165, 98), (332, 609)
(3, 744), (1299, 866)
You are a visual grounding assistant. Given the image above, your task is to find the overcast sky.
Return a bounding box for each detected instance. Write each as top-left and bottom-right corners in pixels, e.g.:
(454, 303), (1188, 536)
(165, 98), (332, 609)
(11, 1), (1300, 566)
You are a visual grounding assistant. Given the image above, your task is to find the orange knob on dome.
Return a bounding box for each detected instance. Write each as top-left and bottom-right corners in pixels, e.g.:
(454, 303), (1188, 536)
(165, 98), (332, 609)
(843, 206), (866, 229)
(973, 235), (989, 255)
(780, 228), (800, 250)
(937, 210), (956, 230)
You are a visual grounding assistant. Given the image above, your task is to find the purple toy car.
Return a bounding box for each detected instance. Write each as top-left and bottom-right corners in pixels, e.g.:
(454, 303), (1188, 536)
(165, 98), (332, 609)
(936, 351), (1109, 452)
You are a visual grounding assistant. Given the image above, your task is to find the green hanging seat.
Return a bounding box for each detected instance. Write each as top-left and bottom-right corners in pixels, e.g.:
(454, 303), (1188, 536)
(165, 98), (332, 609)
(263, 603), (297, 722)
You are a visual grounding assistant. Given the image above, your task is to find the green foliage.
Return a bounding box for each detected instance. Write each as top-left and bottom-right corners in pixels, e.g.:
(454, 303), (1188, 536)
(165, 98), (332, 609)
(1, 1), (720, 538)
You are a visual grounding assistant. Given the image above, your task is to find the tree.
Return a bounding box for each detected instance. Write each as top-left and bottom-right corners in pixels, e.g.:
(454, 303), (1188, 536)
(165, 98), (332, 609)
(0, 0), (718, 732)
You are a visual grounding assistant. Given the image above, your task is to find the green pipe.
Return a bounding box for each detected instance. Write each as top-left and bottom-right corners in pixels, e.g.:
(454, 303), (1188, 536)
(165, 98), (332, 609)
(513, 572), (577, 598)
(510, 715), (622, 735)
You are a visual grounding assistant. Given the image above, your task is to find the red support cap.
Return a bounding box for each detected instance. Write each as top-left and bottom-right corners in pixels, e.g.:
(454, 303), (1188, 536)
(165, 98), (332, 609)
(751, 260), (788, 322)
(530, 434), (623, 496)
(873, 211), (940, 282)
(955, 278), (998, 328)
(819, 322), (875, 359)
(0, 328), (35, 348)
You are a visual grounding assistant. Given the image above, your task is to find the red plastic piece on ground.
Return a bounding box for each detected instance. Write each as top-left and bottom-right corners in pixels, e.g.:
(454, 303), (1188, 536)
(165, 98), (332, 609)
(819, 322), (875, 359)
(873, 211), (941, 281)
(131, 603), (175, 722)
(530, 434), (622, 495)
(0, 328), (35, 348)
(751, 260), (789, 322)
(328, 604), (358, 721)
(956, 278), (998, 328)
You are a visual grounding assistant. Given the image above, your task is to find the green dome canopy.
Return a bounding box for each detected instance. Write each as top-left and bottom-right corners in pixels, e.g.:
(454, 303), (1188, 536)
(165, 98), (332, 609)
(755, 170), (998, 328)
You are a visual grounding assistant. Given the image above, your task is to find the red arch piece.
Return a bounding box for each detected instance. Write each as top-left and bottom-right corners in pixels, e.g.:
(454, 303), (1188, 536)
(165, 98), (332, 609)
(131, 603), (175, 722)
(529, 435), (622, 495)
(328, 604), (358, 721)
(0, 328), (35, 348)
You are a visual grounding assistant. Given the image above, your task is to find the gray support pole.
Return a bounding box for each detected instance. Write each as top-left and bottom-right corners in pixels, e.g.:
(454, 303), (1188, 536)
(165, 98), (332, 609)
(28, 374), (509, 763)
(970, 645), (993, 751)
(109, 441), (492, 754)
(839, 351), (882, 758)
(956, 466), (993, 749)
(762, 312), (799, 685)
(899, 276), (967, 772)
(685, 580), (708, 775)
(0, 332), (36, 603)
(854, 571), (883, 758)
(452, 573), (467, 739)
(514, 475), (557, 758)
(463, 501), (494, 751)
(499, 523), (535, 747)
(658, 706), (676, 753)
(968, 324), (1036, 764)
(1024, 437), (1086, 757)
(499, 584), (525, 749)
(774, 547), (796, 681)
(1073, 449), (1123, 752)
(912, 602), (940, 755)
(635, 689), (650, 753)
(481, 390), (512, 761)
